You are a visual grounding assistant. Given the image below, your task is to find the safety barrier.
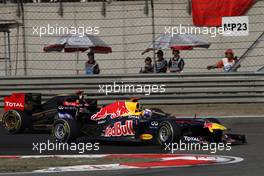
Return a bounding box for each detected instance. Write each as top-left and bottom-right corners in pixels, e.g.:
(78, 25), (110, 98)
(0, 72), (264, 107)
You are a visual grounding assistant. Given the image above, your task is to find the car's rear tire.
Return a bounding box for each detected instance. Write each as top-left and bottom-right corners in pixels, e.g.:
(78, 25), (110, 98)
(52, 118), (79, 143)
(157, 121), (181, 146)
(2, 110), (31, 134)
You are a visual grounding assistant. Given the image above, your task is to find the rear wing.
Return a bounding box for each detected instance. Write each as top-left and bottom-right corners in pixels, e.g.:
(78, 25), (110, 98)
(4, 93), (41, 112)
(4, 93), (25, 111)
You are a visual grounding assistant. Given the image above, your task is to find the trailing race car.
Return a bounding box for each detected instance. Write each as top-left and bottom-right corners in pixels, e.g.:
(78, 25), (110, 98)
(1, 93), (79, 134)
(52, 97), (247, 146)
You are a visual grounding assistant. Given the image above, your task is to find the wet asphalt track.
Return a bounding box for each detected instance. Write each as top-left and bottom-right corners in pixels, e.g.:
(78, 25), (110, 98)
(0, 117), (264, 176)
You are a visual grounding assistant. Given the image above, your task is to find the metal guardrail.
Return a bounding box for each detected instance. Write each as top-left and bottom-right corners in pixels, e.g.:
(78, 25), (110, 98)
(0, 72), (264, 107)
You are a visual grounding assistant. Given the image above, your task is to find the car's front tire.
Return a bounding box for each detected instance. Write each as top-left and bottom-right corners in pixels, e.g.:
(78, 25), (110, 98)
(157, 121), (181, 146)
(52, 118), (79, 143)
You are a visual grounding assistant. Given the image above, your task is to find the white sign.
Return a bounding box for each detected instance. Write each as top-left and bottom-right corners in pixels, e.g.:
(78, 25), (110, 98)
(222, 16), (249, 36)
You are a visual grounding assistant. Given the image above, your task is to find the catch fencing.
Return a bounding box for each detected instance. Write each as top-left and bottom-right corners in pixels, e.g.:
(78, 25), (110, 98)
(0, 0), (264, 76)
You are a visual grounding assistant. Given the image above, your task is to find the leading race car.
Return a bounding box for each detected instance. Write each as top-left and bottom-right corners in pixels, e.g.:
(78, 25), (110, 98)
(52, 95), (247, 146)
(1, 93), (79, 134)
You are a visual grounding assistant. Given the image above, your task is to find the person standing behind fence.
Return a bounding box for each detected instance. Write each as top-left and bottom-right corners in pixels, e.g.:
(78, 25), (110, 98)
(140, 57), (154, 73)
(207, 49), (240, 72)
(155, 50), (167, 73)
(168, 49), (185, 73)
(85, 52), (100, 74)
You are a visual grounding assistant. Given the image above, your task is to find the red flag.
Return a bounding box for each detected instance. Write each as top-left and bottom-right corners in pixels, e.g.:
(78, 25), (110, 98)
(192, 0), (256, 27)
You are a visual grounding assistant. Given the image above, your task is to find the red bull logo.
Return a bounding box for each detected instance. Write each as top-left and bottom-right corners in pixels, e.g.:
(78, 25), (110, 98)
(204, 121), (227, 133)
(204, 122), (213, 129)
(104, 120), (135, 137)
(91, 101), (130, 121)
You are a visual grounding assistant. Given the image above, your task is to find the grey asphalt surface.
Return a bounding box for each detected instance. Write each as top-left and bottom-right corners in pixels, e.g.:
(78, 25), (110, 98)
(0, 117), (264, 176)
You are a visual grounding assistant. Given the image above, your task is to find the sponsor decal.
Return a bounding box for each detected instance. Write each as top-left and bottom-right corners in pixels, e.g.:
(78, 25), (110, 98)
(150, 121), (159, 126)
(58, 113), (73, 119)
(97, 120), (106, 125)
(58, 106), (64, 110)
(58, 106), (76, 110)
(104, 120), (134, 137)
(91, 101), (130, 121)
(183, 136), (200, 142)
(63, 101), (78, 107)
(204, 122), (227, 133)
(5, 102), (23, 108)
(127, 115), (140, 119)
(222, 16), (249, 36)
(140, 134), (153, 140)
(4, 93), (25, 111)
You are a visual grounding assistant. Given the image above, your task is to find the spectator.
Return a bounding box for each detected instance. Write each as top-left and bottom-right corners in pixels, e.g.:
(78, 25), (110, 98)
(168, 49), (185, 73)
(85, 52), (100, 74)
(140, 57), (154, 73)
(207, 49), (239, 72)
(155, 50), (167, 73)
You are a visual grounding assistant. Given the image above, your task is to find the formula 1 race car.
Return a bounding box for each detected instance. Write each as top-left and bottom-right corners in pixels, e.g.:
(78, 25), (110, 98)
(52, 97), (247, 146)
(1, 93), (79, 134)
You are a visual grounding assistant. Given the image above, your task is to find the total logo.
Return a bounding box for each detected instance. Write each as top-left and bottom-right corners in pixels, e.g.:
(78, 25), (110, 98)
(104, 120), (135, 137)
(183, 136), (200, 142)
(5, 101), (24, 108)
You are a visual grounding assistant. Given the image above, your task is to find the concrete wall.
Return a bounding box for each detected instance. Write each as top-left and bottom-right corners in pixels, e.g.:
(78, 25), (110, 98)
(0, 0), (264, 76)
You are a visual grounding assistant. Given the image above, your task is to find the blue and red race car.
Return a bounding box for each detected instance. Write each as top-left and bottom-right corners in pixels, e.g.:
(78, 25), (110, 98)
(52, 95), (247, 146)
(1, 92), (246, 146)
